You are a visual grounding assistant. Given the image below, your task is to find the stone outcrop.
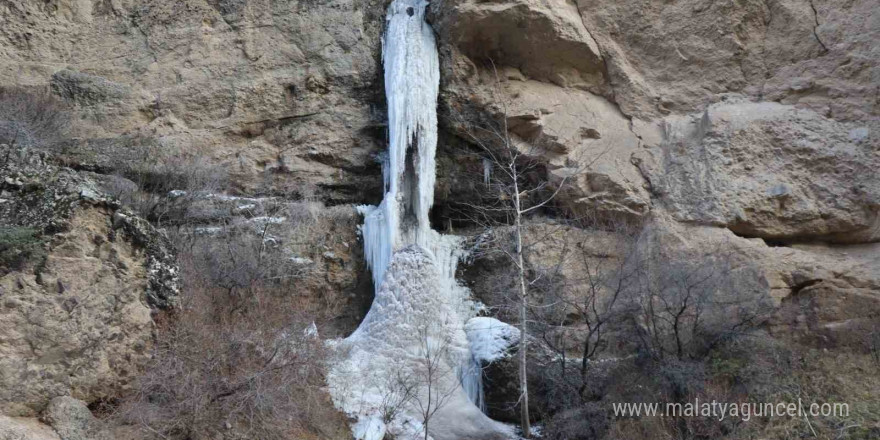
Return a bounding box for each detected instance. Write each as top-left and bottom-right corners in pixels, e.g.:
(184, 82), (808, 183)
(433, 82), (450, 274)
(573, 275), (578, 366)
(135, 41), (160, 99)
(432, 0), (608, 93)
(633, 99), (879, 242)
(577, 0), (879, 123)
(40, 397), (97, 440)
(648, 215), (880, 349)
(433, 0), (878, 244)
(0, 146), (178, 417)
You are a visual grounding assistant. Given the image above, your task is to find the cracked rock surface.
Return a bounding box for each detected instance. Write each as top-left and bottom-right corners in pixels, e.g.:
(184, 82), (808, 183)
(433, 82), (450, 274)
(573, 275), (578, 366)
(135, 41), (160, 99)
(0, 146), (178, 417)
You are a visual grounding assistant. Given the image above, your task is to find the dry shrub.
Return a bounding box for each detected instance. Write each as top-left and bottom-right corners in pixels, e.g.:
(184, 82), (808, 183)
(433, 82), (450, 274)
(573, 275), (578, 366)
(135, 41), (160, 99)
(104, 141), (229, 224)
(0, 87), (70, 148)
(593, 333), (880, 440)
(113, 224), (349, 439)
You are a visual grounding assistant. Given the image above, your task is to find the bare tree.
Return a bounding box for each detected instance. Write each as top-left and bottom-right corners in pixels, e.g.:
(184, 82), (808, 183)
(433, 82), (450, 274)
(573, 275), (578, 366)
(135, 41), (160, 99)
(412, 325), (460, 440)
(625, 237), (772, 362)
(532, 218), (643, 401)
(446, 65), (603, 438)
(379, 367), (418, 425)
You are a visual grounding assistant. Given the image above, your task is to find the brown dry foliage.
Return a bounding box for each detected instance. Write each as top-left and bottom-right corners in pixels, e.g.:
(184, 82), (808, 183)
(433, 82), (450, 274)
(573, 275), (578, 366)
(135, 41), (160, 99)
(111, 226), (350, 440)
(0, 86), (70, 148)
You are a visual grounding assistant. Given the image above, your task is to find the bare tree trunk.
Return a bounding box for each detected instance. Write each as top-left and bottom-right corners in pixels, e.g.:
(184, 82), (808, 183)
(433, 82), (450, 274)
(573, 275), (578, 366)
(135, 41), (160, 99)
(513, 178), (531, 439)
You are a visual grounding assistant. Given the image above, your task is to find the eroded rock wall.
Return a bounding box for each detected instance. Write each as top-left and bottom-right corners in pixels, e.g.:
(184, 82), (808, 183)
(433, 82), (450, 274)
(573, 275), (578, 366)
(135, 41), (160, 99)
(0, 0), (387, 202)
(0, 146), (178, 417)
(432, 0), (877, 240)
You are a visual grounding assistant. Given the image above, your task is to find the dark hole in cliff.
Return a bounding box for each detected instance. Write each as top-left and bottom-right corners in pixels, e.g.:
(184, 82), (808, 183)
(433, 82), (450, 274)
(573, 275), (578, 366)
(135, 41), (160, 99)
(406, 6), (414, 16)
(88, 397), (121, 417)
(762, 238), (791, 247)
(790, 279), (823, 296)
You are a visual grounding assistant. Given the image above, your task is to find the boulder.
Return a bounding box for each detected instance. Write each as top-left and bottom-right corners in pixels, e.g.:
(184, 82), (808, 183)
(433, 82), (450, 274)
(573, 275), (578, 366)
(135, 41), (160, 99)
(41, 397), (95, 440)
(0, 416), (60, 440)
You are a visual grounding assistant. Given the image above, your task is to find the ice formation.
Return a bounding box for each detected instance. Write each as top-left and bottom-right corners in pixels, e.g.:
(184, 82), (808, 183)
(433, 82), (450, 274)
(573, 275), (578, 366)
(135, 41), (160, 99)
(329, 248), (512, 439)
(327, 0), (516, 438)
(466, 317), (521, 364)
(483, 157), (492, 186)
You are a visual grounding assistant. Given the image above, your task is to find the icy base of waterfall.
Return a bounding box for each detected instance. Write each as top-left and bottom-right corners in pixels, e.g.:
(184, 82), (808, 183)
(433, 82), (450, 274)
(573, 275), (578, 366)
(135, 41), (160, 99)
(327, 247), (515, 440)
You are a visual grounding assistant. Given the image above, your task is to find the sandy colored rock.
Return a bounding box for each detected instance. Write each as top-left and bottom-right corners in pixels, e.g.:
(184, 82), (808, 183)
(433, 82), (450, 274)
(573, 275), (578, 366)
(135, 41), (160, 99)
(0, 416), (61, 440)
(647, 214), (880, 348)
(576, 0), (879, 123)
(0, 146), (178, 417)
(41, 397), (95, 440)
(432, 0), (607, 92)
(634, 99), (879, 242)
(0, 0), (386, 201)
(0, 206), (154, 416)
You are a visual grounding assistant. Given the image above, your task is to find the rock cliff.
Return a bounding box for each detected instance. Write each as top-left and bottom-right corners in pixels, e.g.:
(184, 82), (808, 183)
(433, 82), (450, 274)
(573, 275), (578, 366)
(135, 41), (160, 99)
(1, 0), (387, 202)
(0, 0), (878, 438)
(0, 145), (178, 417)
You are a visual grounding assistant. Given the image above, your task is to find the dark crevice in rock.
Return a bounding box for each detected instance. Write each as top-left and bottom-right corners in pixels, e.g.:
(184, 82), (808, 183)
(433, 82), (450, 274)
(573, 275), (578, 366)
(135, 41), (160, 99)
(808, 0), (829, 52)
(762, 238), (791, 248)
(790, 278), (823, 296)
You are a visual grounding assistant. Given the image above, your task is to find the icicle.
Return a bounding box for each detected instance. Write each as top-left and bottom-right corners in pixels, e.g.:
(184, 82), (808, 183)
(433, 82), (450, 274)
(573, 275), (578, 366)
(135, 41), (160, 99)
(460, 355), (486, 413)
(483, 157), (492, 186)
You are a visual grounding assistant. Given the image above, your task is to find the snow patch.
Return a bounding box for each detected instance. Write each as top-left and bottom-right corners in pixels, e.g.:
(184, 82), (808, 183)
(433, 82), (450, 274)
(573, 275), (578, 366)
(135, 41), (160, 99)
(465, 317), (521, 363)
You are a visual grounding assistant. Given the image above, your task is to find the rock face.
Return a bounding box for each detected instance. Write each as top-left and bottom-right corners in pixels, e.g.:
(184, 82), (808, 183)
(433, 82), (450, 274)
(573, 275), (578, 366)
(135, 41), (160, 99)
(647, 215), (880, 350)
(0, 0), (386, 202)
(633, 99), (879, 242)
(0, 146), (178, 417)
(577, 0), (879, 123)
(40, 397), (96, 440)
(432, 0), (878, 242)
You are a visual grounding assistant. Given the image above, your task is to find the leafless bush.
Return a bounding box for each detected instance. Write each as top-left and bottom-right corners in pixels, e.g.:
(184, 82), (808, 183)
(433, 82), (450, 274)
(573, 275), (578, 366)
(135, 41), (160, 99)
(379, 367), (418, 425)
(0, 87), (70, 148)
(103, 141), (229, 224)
(112, 221), (348, 439)
(542, 403), (609, 440)
(858, 322), (880, 369)
(625, 237), (773, 362)
(114, 297), (338, 439)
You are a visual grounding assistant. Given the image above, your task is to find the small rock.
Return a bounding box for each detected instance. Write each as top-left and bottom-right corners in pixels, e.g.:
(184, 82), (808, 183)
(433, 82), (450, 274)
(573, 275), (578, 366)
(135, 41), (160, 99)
(79, 188), (100, 202)
(41, 396), (96, 440)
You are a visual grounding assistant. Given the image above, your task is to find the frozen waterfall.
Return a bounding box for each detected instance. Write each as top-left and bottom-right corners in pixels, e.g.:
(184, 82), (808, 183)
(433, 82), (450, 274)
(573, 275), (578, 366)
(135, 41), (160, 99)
(359, 0), (440, 290)
(327, 0), (517, 439)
